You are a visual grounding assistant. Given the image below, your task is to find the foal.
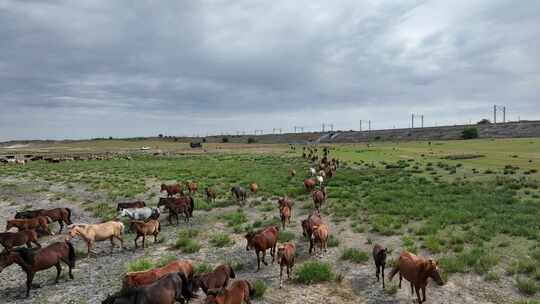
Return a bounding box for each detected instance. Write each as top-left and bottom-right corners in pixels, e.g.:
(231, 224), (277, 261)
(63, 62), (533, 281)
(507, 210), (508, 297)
(131, 220), (160, 249)
(372, 244), (388, 288)
(0, 230), (41, 252)
(6, 217), (51, 235)
(277, 243), (296, 288)
(205, 280), (255, 304)
(279, 206), (291, 230)
(194, 264), (236, 295)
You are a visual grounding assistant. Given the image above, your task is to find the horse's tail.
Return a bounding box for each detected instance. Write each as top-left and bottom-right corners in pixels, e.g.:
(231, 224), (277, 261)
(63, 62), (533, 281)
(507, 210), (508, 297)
(247, 280), (256, 298)
(118, 222), (125, 235)
(388, 262), (400, 281)
(65, 208), (73, 225)
(66, 240), (76, 267)
(178, 272), (197, 300)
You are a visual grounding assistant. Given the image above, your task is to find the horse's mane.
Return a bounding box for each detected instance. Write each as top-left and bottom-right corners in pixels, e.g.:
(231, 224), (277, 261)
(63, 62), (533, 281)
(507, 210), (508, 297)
(15, 247), (36, 265)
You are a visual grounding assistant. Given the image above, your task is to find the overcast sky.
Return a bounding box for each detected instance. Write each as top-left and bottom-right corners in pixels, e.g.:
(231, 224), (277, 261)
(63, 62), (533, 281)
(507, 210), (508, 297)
(1, 0), (539, 140)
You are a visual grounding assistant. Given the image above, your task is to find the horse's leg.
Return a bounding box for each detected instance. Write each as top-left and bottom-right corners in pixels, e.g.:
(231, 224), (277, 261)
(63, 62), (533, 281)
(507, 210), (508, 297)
(309, 238), (313, 255)
(381, 263), (385, 289)
(25, 272), (35, 297)
(134, 235), (138, 249)
(399, 273), (402, 288)
(256, 251), (261, 272)
(414, 285), (422, 304)
(410, 282), (414, 296)
(262, 249), (268, 265)
(26, 241), (32, 248)
(421, 287), (426, 303)
(54, 262), (61, 283)
(279, 265), (283, 288)
(87, 240), (92, 255)
(142, 235), (146, 248)
(375, 264), (380, 282)
(110, 236), (115, 253)
(57, 220), (63, 234)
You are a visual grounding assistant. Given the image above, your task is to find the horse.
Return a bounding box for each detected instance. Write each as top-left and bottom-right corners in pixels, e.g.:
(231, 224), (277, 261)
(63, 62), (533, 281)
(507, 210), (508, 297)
(289, 169), (296, 177)
(230, 186), (246, 204)
(279, 206), (291, 230)
(373, 244), (388, 288)
(123, 260), (193, 289)
(186, 181), (198, 194)
(117, 207), (160, 221)
(309, 167), (316, 176)
(158, 197), (193, 224)
(15, 207), (72, 234)
(303, 178), (316, 192)
(6, 217), (52, 235)
(245, 226), (279, 271)
(0, 230), (41, 252)
(389, 251), (444, 303)
(116, 200), (146, 212)
(161, 183), (183, 197)
(205, 280), (255, 304)
(301, 212), (322, 239)
(0, 241), (75, 297)
(249, 183), (258, 194)
(312, 187), (327, 211)
(130, 220), (160, 249)
(309, 224), (328, 255)
(67, 221), (124, 255)
(104, 272), (195, 304)
(316, 175), (324, 186)
(205, 187), (217, 203)
(194, 264), (236, 295)
(277, 197), (292, 210)
(277, 243), (295, 288)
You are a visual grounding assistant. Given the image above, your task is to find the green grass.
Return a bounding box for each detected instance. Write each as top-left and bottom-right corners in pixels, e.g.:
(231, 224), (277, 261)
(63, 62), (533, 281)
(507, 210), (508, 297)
(295, 262), (334, 284)
(327, 235), (340, 247)
(209, 233), (233, 248)
(252, 280), (267, 299)
(278, 231), (295, 243)
(515, 277), (539, 295)
(175, 229), (201, 253)
(127, 257), (154, 272)
(194, 263), (213, 275)
(340, 248), (369, 263)
(156, 254), (177, 267)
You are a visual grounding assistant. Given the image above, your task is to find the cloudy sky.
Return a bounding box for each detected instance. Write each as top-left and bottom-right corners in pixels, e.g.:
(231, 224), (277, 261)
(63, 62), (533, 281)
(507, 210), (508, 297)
(1, 0), (539, 140)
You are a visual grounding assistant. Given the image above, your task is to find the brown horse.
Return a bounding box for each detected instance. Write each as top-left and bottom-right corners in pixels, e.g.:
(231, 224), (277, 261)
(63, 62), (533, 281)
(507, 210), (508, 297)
(389, 251), (444, 303)
(104, 272), (195, 304)
(249, 183), (258, 194)
(194, 264), (236, 295)
(312, 187), (327, 211)
(303, 178), (316, 192)
(6, 217), (51, 235)
(67, 221), (124, 254)
(205, 280), (255, 304)
(372, 244), (388, 288)
(205, 187), (217, 203)
(116, 200), (146, 212)
(301, 212), (322, 239)
(245, 226), (279, 271)
(15, 208), (72, 234)
(0, 241), (75, 297)
(130, 220), (160, 249)
(186, 181), (198, 194)
(123, 260), (193, 289)
(230, 186), (246, 204)
(0, 230), (41, 252)
(277, 197), (292, 210)
(277, 242), (296, 288)
(279, 206), (291, 230)
(161, 183), (183, 197)
(158, 197), (193, 224)
(310, 224), (329, 254)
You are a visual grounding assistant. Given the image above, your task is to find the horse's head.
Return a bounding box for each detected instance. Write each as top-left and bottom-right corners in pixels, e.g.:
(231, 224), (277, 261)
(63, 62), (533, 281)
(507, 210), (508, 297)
(0, 251), (17, 272)
(244, 232), (255, 250)
(277, 246), (285, 260)
(424, 259), (444, 286)
(160, 184), (167, 191)
(66, 226), (80, 240)
(5, 221), (14, 231)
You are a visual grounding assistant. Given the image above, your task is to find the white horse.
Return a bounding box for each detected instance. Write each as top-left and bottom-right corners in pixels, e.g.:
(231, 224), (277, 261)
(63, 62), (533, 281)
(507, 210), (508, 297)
(117, 207), (160, 221)
(316, 175), (324, 186)
(309, 167), (316, 176)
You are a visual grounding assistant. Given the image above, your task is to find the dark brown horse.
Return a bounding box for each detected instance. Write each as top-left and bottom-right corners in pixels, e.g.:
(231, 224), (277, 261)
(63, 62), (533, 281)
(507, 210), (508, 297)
(205, 187), (217, 203)
(158, 197), (193, 224)
(205, 280), (254, 304)
(130, 220), (160, 249)
(103, 272), (195, 304)
(277, 197), (292, 210)
(0, 230), (41, 252)
(15, 208), (72, 234)
(6, 217), (51, 235)
(301, 212), (322, 239)
(0, 241), (75, 297)
(389, 251), (444, 303)
(312, 187), (326, 211)
(230, 186), (246, 203)
(245, 226), (279, 271)
(303, 178), (316, 192)
(372, 244), (388, 288)
(194, 264), (236, 295)
(116, 200), (146, 212)
(161, 183), (183, 197)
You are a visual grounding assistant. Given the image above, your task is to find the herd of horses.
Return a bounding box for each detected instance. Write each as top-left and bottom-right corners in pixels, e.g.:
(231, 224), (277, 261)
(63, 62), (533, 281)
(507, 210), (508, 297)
(0, 146), (445, 303)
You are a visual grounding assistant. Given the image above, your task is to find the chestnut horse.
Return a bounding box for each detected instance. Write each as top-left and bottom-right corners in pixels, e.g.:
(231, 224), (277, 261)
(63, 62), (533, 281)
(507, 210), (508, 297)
(205, 280), (255, 304)
(194, 264), (236, 295)
(245, 226), (279, 271)
(277, 197), (292, 210)
(15, 207), (72, 234)
(205, 187), (217, 202)
(104, 272), (195, 304)
(249, 183), (258, 193)
(185, 181), (198, 194)
(279, 206), (291, 230)
(130, 220), (160, 249)
(6, 217), (51, 235)
(389, 251), (444, 303)
(161, 183), (183, 197)
(0, 241), (75, 297)
(372, 244), (388, 288)
(303, 178), (316, 192)
(116, 200), (146, 212)
(277, 242), (296, 288)
(123, 260), (193, 289)
(312, 187), (327, 211)
(67, 221), (124, 254)
(0, 230), (41, 252)
(309, 224), (329, 255)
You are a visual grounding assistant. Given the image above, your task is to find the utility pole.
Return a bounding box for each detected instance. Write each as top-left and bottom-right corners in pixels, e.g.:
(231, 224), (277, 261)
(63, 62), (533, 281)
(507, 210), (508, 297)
(493, 105), (497, 123)
(411, 113), (415, 128)
(421, 115), (424, 128)
(368, 120), (371, 131)
(359, 120), (362, 131)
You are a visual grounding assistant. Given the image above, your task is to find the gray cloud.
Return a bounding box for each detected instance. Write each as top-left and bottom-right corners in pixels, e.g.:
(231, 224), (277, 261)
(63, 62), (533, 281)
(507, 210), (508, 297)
(0, 0), (539, 140)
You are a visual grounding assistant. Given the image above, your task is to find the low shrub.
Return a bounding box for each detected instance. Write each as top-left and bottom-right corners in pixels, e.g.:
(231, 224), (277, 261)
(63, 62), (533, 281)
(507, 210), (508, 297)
(252, 280), (267, 298)
(295, 262), (334, 284)
(127, 257), (154, 272)
(210, 233), (233, 247)
(341, 248), (369, 263)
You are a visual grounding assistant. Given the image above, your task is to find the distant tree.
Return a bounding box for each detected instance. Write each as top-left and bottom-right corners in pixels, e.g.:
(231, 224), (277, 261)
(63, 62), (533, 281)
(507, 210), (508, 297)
(108, 136), (113, 140)
(202, 138), (207, 143)
(247, 137), (256, 144)
(222, 137), (229, 143)
(158, 134), (163, 138)
(477, 119), (491, 125)
(462, 128), (479, 139)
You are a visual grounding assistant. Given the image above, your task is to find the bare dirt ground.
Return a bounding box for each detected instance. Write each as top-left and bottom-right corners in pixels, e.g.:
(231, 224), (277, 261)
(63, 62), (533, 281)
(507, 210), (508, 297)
(0, 176), (532, 304)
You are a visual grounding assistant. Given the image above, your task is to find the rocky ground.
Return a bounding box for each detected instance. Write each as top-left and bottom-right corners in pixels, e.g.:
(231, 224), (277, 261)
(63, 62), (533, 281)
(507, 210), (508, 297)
(0, 177), (531, 304)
